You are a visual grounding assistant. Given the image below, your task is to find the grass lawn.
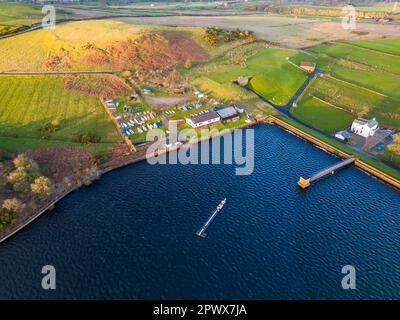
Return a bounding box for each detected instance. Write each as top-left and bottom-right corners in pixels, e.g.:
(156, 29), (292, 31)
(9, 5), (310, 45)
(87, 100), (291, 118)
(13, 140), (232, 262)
(0, 75), (121, 156)
(192, 77), (256, 102)
(330, 64), (400, 99)
(246, 49), (308, 105)
(291, 95), (353, 134)
(343, 39), (400, 56)
(210, 114), (247, 131)
(309, 42), (400, 75)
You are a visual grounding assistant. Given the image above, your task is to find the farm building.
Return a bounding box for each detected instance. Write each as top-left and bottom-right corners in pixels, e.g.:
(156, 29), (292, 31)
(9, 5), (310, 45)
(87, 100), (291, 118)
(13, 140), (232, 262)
(351, 118), (378, 138)
(299, 61), (316, 73)
(186, 112), (220, 128)
(216, 106), (240, 123)
(233, 76), (252, 87)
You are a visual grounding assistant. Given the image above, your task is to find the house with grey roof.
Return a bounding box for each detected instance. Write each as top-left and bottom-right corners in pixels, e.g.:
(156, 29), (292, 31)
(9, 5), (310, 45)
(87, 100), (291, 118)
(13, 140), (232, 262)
(216, 106), (239, 123)
(186, 111), (221, 128)
(350, 118), (378, 138)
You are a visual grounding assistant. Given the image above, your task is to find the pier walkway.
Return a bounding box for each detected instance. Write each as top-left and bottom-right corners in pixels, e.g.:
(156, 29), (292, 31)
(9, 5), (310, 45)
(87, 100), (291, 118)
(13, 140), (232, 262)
(298, 156), (356, 188)
(196, 199), (226, 238)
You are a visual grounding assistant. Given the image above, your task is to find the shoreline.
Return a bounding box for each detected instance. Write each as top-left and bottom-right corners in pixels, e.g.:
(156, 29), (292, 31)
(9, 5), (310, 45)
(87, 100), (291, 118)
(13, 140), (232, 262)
(1, 116), (399, 243)
(0, 119), (258, 244)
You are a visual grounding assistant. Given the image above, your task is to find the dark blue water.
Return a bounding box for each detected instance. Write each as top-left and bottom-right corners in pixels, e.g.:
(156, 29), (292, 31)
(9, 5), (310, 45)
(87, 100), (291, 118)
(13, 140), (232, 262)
(0, 124), (399, 299)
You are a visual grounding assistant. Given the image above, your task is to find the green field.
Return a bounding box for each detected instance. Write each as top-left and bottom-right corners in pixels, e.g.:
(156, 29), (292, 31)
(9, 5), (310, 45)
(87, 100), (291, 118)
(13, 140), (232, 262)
(0, 75), (120, 155)
(306, 77), (399, 129)
(186, 44), (308, 105)
(0, 2), (73, 35)
(344, 39), (400, 56)
(291, 95), (353, 133)
(289, 39), (400, 99)
(287, 38), (400, 133)
(309, 42), (400, 75)
(0, 2), (43, 34)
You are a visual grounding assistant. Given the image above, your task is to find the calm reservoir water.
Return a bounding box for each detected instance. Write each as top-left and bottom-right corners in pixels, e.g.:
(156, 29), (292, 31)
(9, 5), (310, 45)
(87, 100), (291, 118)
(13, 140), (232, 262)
(0, 124), (399, 299)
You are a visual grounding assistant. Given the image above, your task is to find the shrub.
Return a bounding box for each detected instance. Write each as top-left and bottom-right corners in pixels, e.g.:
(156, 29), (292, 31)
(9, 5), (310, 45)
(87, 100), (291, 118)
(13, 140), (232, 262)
(76, 134), (101, 144)
(7, 155), (41, 193)
(2, 198), (23, 213)
(31, 176), (53, 200)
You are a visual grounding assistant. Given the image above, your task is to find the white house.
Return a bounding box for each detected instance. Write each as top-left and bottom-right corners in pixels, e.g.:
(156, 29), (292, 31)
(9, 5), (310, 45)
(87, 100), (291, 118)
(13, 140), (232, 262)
(351, 118), (378, 138)
(186, 112), (220, 128)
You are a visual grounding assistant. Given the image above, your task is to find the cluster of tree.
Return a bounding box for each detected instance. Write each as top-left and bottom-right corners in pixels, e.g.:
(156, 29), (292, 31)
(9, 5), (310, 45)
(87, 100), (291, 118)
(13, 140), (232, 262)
(203, 27), (222, 47)
(203, 27), (256, 47)
(76, 133), (101, 144)
(0, 198), (22, 230)
(6, 155), (53, 201)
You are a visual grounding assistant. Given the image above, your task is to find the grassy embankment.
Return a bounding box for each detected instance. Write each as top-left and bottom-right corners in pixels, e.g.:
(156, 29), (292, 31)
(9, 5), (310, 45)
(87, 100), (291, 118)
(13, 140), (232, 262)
(0, 75), (121, 156)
